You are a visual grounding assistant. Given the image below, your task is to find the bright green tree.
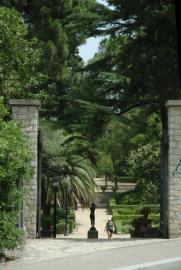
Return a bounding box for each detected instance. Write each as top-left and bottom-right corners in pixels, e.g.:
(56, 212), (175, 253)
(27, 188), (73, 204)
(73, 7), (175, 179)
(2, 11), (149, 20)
(73, 1), (180, 198)
(0, 0), (103, 116)
(127, 113), (162, 192)
(0, 7), (43, 101)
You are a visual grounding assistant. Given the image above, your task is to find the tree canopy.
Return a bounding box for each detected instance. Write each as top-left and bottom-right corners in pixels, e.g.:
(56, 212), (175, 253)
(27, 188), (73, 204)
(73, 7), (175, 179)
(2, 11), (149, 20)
(0, 0), (180, 243)
(84, 0), (180, 121)
(0, 0), (103, 116)
(0, 7), (43, 101)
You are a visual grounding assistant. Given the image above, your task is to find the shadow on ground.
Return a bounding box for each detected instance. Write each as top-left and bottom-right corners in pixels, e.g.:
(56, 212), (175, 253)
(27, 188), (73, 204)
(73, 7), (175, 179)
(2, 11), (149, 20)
(42, 236), (163, 242)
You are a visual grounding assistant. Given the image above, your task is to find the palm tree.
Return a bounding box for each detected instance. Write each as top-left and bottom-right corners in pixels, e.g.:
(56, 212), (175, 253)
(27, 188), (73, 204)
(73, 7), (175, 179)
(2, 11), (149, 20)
(41, 127), (96, 215)
(59, 155), (96, 208)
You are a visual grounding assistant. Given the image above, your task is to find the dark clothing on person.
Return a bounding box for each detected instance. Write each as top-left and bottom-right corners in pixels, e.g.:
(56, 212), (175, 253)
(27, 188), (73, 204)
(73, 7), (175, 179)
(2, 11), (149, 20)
(105, 221), (113, 233)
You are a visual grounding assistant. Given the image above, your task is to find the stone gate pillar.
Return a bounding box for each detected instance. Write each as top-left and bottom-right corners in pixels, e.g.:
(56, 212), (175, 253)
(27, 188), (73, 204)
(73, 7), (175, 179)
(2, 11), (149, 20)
(9, 99), (41, 238)
(165, 100), (181, 238)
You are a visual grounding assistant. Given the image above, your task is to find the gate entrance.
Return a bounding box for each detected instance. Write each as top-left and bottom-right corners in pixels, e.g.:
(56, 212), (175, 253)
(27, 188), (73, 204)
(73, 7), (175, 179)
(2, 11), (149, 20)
(9, 99), (181, 239)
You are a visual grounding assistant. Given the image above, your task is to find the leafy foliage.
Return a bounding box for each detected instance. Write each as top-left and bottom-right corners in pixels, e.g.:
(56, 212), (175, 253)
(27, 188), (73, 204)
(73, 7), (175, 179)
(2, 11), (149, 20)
(127, 113), (161, 191)
(109, 196), (160, 235)
(0, 0), (102, 116)
(0, 98), (32, 250)
(41, 123), (96, 213)
(83, 0), (180, 128)
(0, 212), (24, 250)
(0, 7), (43, 101)
(94, 108), (161, 183)
(0, 0), (180, 240)
(96, 152), (114, 177)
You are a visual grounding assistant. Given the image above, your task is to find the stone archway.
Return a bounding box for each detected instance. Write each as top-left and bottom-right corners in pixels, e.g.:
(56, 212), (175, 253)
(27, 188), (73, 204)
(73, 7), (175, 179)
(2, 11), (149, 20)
(9, 99), (181, 239)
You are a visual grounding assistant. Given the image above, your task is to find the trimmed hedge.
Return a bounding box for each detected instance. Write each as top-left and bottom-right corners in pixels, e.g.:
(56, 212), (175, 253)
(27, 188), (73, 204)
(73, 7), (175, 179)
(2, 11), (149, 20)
(118, 176), (135, 183)
(109, 197), (160, 235)
(56, 219), (75, 234)
(110, 202), (160, 212)
(109, 198), (116, 208)
(114, 189), (158, 205)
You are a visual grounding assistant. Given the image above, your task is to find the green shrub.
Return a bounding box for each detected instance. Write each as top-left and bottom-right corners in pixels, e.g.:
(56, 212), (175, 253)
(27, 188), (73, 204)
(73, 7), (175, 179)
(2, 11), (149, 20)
(41, 215), (52, 228)
(0, 212), (24, 250)
(122, 224), (133, 234)
(41, 215), (53, 236)
(115, 190), (149, 205)
(56, 220), (65, 234)
(118, 177), (135, 183)
(114, 214), (143, 220)
(109, 188), (160, 235)
(111, 204), (159, 212)
(111, 203), (160, 235)
(113, 208), (135, 215)
(50, 207), (75, 219)
(68, 219), (75, 232)
(69, 209), (75, 220)
(109, 198), (116, 208)
(120, 219), (136, 226)
(50, 207), (66, 219)
(42, 207), (76, 235)
(53, 208), (76, 234)
(113, 219), (133, 234)
(0, 99), (32, 251)
(56, 218), (75, 234)
(150, 214), (160, 224)
(113, 220), (122, 234)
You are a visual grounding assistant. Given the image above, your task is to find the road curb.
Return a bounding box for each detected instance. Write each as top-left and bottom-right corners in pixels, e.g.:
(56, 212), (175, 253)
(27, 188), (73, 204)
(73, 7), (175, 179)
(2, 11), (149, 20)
(112, 256), (181, 270)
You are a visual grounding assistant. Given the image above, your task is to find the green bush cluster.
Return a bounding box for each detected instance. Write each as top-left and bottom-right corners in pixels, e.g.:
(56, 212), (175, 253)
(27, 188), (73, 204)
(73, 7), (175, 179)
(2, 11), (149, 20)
(56, 209), (76, 234)
(109, 197), (160, 234)
(112, 204), (160, 215)
(118, 177), (135, 183)
(0, 99), (32, 252)
(41, 208), (76, 236)
(109, 198), (117, 208)
(56, 218), (75, 234)
(115, 190), (150, 205)
(0, 212), (24, 251)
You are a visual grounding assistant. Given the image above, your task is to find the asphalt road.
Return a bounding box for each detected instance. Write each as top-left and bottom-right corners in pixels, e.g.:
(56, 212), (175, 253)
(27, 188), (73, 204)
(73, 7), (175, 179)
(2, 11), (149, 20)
(2, 238), (181, 270)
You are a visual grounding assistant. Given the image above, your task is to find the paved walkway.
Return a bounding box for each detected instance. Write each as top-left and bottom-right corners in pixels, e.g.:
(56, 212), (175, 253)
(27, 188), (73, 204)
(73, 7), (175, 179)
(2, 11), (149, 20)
(95, 177), (136, 193)
(72, 207), (124, 239)
(1, 207), (181, 269)
(2, 206), (180, 269)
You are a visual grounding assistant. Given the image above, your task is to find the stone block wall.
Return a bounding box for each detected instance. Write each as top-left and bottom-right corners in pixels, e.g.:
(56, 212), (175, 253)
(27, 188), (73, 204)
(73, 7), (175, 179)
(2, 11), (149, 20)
(9, 99), (40, 238)
(166, 100), (181, 238)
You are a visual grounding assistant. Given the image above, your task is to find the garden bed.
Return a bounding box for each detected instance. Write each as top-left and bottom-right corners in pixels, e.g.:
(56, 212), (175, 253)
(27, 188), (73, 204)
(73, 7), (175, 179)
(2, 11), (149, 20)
(109, 193), (160, 236)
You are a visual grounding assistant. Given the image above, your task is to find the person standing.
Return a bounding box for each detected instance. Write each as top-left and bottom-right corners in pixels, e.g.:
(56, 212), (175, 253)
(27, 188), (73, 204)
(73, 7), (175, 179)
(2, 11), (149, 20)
(105, 217), (114, 239)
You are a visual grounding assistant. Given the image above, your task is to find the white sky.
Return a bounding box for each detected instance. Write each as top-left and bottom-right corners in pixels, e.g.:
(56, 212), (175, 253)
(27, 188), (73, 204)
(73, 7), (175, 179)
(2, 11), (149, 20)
(78, 36), (103, 63)
(78, 0), (108, 63)
(97, 0), (107, 5)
